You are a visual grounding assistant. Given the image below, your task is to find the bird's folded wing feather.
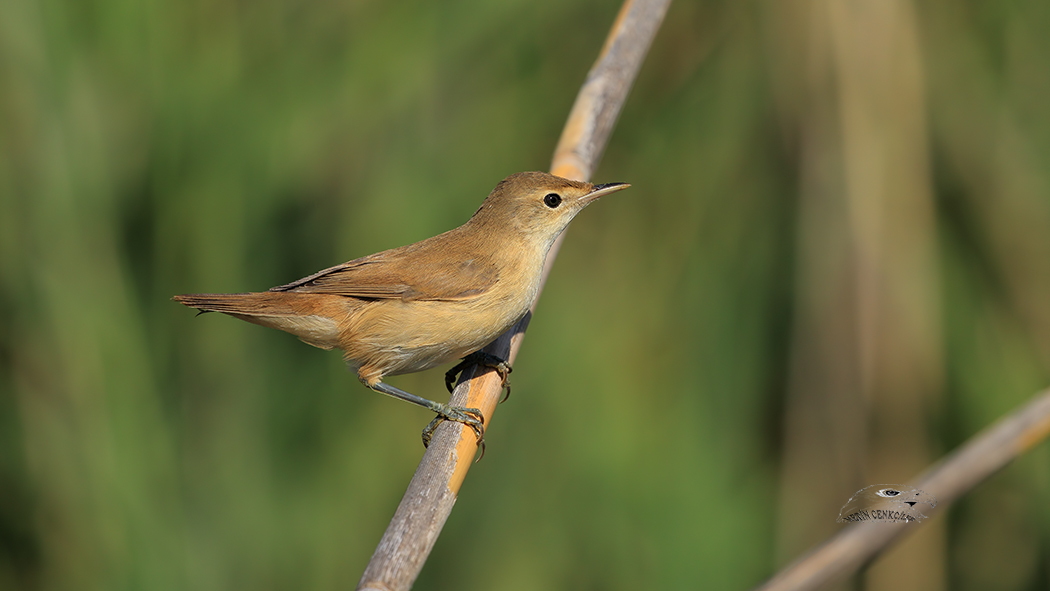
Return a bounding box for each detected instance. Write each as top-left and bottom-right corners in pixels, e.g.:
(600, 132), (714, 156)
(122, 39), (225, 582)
(269, 245), (498, 302)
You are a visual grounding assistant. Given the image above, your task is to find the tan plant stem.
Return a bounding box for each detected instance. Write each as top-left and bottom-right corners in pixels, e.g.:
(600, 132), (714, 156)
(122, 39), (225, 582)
(754, 387), (1050, 591)
(356, 1), (672, 589)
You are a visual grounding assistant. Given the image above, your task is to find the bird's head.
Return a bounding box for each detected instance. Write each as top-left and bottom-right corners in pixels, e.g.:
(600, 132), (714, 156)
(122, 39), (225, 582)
(469, 171), (629, 249)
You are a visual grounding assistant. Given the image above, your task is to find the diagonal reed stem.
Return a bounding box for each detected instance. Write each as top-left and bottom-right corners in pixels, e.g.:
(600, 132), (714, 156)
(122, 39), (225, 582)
(356, 1), (672, 589)
(754, 387), (1050, 591)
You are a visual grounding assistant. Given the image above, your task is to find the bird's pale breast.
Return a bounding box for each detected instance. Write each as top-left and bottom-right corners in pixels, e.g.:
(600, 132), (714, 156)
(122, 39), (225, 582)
(342, 256), (542, 383)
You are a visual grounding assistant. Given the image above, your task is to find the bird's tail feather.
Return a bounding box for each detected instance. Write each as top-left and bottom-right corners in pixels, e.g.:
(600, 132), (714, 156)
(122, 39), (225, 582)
(173, 292), (300, 316)
(172, 292), (342, 350)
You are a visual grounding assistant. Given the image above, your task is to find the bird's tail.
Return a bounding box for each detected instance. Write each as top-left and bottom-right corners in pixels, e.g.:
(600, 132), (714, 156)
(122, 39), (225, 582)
(173, 292), (299, 316)
(172, 292), (342, 350)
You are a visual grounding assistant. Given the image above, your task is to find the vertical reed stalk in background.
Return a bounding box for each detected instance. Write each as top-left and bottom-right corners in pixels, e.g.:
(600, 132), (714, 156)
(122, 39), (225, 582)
(770, 1), (943, 589)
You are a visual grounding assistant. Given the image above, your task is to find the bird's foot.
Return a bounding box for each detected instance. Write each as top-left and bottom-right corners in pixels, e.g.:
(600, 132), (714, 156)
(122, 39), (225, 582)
(367, 380), (486, 455)
(422, 405), (486, 458)
(444, 351), (513, 402)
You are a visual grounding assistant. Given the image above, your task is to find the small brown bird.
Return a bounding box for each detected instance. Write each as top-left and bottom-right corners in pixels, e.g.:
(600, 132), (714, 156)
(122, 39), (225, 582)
(174, 171), (628, 445)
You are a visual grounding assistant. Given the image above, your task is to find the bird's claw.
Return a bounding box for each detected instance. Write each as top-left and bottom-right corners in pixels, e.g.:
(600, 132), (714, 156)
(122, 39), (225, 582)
(445, 351), (512, 402)
(422, 406), (486, 459)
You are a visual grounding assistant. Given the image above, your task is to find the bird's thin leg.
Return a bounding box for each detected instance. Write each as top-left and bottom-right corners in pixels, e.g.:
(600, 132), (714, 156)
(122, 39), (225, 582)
(368, 381), (485, 448)
(444, 351), (513, 402)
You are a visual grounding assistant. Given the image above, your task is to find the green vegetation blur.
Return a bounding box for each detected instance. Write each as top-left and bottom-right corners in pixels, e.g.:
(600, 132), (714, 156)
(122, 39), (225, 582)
(2, 0), (1050, 589)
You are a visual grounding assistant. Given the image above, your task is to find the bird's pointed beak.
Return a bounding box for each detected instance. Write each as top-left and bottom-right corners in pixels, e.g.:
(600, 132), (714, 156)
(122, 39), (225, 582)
(581, 182), (630, 204)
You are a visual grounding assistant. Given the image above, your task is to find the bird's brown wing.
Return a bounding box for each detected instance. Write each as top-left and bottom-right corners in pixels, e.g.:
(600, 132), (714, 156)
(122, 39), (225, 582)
(269, 242), (498, 302)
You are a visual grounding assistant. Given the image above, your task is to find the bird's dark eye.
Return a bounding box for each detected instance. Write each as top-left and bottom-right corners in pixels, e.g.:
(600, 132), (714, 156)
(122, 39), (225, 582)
(543, 193), (562, 208)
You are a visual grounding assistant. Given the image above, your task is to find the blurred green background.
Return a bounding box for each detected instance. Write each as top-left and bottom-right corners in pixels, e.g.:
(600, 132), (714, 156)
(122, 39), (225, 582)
(3, 0), (1050, 589)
